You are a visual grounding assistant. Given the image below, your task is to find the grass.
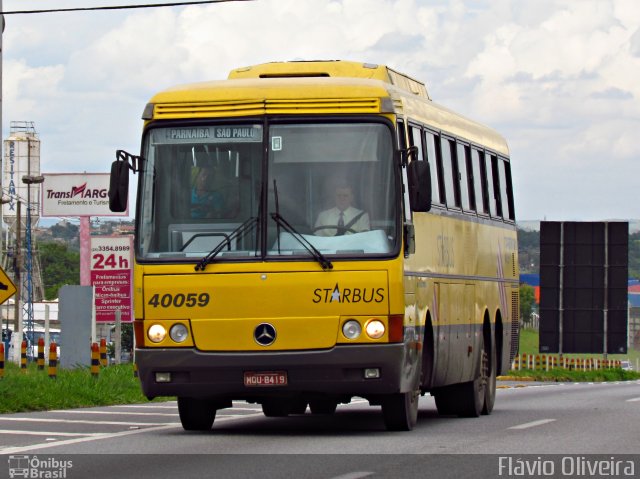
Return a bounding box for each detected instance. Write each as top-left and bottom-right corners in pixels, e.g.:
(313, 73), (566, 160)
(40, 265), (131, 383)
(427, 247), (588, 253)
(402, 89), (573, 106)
(2, 330), (638, 414)
(508, 367), (640, 382)
(0, 362), (157, 414)
(507, 328), (640, 382)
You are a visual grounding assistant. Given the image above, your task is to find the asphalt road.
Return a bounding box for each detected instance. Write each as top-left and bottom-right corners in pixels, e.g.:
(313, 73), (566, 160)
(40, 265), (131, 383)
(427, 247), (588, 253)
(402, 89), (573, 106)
(0, 380), (638, 478)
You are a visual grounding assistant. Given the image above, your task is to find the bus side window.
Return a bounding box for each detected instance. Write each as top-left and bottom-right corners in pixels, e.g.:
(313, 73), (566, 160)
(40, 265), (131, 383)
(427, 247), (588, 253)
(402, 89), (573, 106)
(487, 153), (503, 218)
(484, 152), (498, 217)
(425, 131), (445, 206)
(499, 157), (515, 221)
(409, 126), (425, 162)
(456, 142), (472, 212)
(441, 137), (459, 208)
(471, 149), (488, 215)
(409, 125), (432, 207)
(464, 144), (476, 212)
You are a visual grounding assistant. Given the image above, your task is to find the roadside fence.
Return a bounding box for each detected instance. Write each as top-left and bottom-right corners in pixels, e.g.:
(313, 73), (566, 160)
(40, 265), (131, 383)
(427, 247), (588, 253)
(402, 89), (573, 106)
(512, 353), (623, 371)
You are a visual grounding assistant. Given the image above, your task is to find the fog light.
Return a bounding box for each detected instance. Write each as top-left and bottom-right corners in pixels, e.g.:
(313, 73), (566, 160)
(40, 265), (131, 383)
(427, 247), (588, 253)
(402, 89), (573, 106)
(148, 324), (166, 343)
(365, 319), (385, 339)
(342, 320), (362, 340)
(170, 324), (189, 343)
(364, 368), (380, 379)
(155, 372), (171, 383)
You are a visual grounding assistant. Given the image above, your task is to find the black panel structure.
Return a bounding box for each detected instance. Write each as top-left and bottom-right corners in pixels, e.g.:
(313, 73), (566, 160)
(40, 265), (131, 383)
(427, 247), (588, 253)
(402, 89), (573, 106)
(539, 221), (628, 354)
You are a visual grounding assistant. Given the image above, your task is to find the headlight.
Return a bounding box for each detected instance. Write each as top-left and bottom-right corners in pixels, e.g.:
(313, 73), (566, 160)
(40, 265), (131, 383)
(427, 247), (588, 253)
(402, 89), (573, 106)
(365, 319), (385, 339)
(169, 324), (189, 343)
(342, 319), (362, 340)
(147, 324), (166, 343)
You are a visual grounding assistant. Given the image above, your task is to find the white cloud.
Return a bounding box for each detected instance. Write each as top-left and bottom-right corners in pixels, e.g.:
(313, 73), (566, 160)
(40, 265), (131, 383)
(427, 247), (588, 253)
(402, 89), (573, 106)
(2, 0), (639, 221)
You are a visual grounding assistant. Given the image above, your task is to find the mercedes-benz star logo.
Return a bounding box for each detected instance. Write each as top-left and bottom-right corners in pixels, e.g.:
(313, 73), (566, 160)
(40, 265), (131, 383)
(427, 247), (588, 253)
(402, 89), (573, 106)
(254, 323), (277, 346)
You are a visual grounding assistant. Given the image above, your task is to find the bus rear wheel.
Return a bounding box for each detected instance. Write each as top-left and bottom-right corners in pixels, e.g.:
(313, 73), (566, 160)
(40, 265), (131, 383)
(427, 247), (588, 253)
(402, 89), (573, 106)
(381, 390), (419, 431)
(482, 338), (497, 415)
(456, 336), (489, 418)
(177, 397), (216, 431)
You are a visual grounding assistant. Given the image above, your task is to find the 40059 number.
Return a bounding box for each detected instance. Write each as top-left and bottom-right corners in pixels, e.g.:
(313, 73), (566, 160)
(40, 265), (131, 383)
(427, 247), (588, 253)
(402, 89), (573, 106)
(147, 293), (210, 308)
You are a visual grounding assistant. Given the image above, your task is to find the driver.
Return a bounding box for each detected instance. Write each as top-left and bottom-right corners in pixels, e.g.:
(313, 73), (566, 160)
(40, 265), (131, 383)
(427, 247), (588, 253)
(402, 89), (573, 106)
(314, 183), (370, 236)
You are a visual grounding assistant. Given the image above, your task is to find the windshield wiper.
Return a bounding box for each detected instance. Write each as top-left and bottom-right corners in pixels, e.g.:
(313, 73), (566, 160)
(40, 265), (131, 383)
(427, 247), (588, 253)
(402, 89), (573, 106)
(270, 212), (333, 271)
(195, 216), (258, 271)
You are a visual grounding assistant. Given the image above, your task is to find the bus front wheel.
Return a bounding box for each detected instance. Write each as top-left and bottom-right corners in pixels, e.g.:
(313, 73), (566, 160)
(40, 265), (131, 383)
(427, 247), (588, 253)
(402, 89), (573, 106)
(381, 390), (419, 431)
(177, 397), (216, 431)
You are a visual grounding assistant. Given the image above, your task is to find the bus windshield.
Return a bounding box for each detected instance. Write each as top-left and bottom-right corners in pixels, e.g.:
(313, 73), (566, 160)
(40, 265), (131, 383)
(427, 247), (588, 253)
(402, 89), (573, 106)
(137, 120), (399, 262)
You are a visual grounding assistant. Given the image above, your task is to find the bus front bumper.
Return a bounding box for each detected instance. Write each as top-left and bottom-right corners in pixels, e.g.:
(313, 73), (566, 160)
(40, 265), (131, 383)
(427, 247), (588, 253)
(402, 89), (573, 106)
(135, 343), (413, 400)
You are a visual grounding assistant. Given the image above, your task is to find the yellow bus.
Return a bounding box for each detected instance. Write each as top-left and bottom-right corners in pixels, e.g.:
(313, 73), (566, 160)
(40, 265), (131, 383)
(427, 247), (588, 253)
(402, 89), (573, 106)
(109, 60), (519, 431)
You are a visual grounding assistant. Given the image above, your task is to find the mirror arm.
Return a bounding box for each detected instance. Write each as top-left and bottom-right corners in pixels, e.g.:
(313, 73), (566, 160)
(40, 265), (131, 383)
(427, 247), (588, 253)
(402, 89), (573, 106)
(399, 145), (419, 167)
(116, 149), (143, 173)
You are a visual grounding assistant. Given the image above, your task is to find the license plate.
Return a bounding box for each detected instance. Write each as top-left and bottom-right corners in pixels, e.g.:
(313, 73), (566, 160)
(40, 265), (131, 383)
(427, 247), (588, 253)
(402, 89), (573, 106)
(244, 371), (288, 387)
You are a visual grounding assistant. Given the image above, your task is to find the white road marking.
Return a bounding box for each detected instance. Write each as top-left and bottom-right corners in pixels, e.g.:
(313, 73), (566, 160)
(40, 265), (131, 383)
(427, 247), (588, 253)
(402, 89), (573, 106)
(508, 419), (556, 430)
(0, 429), (104, 437)
(48, 409), (178, 417)
(329, 473), (375, 479)
(108, 404), (178, 409)
(0, 423), (180, 455)
(626, 397), (640, 402)
(215, 412), (264, 421)
(0, 410), (266, 454)
(0, 417), (175, 426)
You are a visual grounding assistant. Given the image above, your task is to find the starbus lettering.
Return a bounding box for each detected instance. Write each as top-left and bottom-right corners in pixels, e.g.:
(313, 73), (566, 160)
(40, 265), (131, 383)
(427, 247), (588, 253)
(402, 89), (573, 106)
(313, 283), (385, 304)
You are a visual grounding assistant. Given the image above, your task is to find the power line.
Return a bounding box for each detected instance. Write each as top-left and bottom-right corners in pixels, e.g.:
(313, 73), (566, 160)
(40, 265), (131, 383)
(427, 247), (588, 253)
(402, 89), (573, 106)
(0, 0), (254, 15)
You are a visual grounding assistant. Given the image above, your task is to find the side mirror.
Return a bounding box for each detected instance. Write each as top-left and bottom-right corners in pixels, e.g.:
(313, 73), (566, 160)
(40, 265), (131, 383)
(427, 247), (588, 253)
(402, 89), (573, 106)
(109, 160), (129, 212)
(407, 160), (431, 212)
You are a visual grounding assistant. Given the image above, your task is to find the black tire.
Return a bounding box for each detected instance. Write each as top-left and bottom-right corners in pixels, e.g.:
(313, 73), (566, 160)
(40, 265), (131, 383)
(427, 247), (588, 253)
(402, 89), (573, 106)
(456, 376), (484, 418)
(290, 400), (308, 415)
(262, 400), (290, 417)
(433, 388), (457, 415)
(177, 397), (216, 431)
(309, 400), (338, 415)
(482, 337), (497, 415)
(456, 335), (487, 418)
(381, 390), (419, 431)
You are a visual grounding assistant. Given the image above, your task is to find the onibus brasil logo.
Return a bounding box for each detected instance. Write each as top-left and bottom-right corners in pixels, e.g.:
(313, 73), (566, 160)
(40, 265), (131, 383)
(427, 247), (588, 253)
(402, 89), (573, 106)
(8, 455), (73, 478)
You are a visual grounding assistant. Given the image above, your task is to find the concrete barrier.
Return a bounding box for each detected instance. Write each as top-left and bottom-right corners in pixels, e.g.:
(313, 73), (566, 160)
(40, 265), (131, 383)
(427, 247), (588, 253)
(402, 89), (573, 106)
(20, 340), (27, 372)
(99, 338), (108, 368)
(91, 342), (100, 377)
(48, 342), (58, 379)
(37, 338), (45, 371)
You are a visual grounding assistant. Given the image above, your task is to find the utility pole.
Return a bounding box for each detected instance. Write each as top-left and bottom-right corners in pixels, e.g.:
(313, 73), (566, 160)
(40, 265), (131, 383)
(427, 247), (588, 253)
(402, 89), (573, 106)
(14, 201), (21, 350)
(22, 175), (44, 353)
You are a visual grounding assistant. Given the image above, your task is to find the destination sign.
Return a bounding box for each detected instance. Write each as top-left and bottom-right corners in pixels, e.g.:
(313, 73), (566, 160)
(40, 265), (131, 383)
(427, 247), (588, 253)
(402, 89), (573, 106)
(152, 125), (262, 144)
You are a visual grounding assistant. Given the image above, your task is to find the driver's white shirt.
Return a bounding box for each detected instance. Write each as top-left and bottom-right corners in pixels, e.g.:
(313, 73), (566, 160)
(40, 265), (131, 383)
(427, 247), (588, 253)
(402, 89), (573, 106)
(314, 206), (370, 237)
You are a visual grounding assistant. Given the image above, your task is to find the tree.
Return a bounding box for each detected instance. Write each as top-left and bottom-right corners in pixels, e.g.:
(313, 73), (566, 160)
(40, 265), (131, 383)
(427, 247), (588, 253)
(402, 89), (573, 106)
(39, 242), (80, 300)
(630, 232), (640, 280)
(48, 222), (80, 251)
(518, 229), (540, 273)
(519, 284), (536, 329)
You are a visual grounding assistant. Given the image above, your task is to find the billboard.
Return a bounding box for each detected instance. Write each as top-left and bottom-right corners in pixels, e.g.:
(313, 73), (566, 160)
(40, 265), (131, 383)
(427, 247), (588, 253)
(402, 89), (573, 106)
(539, 221), (628, 354)
(41, 173), (128, 217)
(90, 236), (133, 323)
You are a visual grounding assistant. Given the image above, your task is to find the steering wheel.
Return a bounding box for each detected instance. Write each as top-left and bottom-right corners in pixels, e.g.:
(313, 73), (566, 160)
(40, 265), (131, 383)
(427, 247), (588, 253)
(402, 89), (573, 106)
(312, 225), (357, 235)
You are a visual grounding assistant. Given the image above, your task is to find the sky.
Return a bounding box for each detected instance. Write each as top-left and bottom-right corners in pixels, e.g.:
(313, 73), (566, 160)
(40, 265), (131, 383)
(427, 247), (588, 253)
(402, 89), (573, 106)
(2, 0), (639, 222)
